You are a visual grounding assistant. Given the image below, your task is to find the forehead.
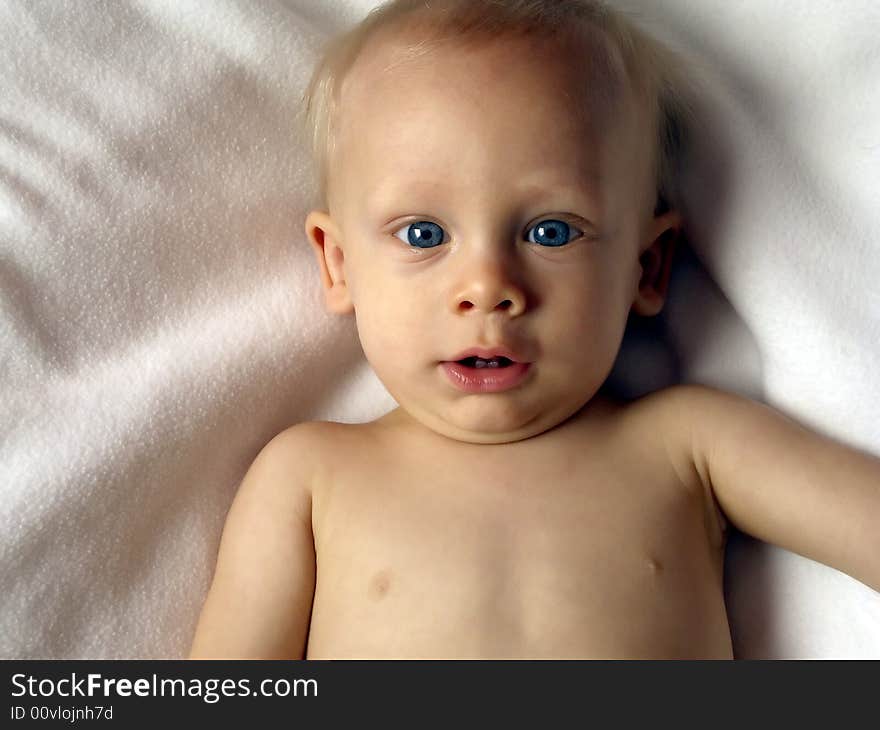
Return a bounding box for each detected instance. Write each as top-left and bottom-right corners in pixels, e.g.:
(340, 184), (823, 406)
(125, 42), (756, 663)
(333, 30), (646, 207)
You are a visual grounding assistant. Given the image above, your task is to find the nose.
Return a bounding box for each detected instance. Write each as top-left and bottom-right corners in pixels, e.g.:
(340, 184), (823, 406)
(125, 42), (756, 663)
(449, 258), (527, 317)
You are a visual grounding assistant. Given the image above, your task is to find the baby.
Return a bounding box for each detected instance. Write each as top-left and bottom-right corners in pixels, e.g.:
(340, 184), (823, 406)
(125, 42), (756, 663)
(190, 0), (880, 659)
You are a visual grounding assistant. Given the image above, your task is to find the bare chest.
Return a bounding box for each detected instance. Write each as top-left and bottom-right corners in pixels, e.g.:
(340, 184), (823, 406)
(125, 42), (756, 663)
(305, 431), (731, 658)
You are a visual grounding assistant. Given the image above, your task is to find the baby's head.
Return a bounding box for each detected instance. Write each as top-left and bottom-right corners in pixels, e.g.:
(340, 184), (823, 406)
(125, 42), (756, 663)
(302, 0), (694, 444)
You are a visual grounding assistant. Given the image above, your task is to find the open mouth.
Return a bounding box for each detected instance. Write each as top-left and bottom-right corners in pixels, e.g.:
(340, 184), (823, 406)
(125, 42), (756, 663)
(441, 357), (531, 393)
(456, 356), (514, 369)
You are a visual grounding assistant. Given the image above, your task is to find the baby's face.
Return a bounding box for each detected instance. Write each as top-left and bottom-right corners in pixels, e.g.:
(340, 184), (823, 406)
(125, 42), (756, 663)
(307, 32), (678, 443)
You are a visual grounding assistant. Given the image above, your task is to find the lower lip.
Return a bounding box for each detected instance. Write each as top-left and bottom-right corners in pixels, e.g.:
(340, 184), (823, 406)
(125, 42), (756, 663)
(440, 361), (532, 393)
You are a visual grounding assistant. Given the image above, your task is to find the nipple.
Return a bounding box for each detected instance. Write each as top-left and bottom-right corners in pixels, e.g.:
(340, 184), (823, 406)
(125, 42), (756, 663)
(368, 569), (392, 600)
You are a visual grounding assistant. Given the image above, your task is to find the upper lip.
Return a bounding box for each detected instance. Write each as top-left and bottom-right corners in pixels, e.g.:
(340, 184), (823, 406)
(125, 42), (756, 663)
(446, 347), (528, 363)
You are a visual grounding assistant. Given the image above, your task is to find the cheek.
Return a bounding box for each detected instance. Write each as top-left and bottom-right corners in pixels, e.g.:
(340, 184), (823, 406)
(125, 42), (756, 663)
(544, 269), (628, 341)
(351, 275), (431, 362)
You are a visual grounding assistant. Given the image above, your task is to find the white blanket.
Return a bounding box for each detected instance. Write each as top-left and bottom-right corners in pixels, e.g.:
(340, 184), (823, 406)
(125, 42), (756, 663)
(1, 0), (877, 658)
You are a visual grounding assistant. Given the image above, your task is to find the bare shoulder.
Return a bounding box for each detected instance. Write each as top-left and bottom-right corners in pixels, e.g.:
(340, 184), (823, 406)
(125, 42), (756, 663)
(636, 383), (784, 463)
(238, 423), (321, 502)
(263, 419), (339, 461)
(257, 419), (381, 498)
(189, 421), (334, 658)
(216, 421), (336, 554)
(252, 419), (356, 485)
(639, 385), (880, 591)
(620, 382), (753, 436)
(613, 384), (747, 545)
(575, 385), (717, 491)
(274, 418), (376, 446)
(599, 383), (719, 441)
(620, 381), (742, 414)
(618, 383), (759, 478)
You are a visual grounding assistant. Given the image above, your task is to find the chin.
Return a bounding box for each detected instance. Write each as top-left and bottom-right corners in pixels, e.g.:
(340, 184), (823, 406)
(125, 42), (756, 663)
(420, 398), (576, 445)
(456, 404), (540, 438)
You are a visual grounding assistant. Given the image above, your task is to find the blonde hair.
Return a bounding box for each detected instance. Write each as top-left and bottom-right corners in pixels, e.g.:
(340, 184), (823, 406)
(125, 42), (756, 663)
(300, 0), (696, 215)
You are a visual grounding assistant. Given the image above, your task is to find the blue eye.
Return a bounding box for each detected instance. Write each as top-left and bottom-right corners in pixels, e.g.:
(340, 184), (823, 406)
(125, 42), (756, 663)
(393, 221), (446, 249)
(527, 219), (582, 247)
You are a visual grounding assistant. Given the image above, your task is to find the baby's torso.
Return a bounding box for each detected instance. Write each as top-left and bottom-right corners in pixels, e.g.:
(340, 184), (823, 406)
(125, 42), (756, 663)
(304, 393), (732, 659)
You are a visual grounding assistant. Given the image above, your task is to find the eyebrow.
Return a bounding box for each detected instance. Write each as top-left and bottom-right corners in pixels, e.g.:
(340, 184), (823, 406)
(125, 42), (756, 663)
(368, 175), (601, 212)
(517, 178), (602, 202)
(368, 180), (443, 204)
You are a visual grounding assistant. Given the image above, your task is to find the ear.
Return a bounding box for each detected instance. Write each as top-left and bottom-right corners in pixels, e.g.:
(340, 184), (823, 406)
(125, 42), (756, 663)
(304, 210), (354, 315)
(631, 209), (681, 317)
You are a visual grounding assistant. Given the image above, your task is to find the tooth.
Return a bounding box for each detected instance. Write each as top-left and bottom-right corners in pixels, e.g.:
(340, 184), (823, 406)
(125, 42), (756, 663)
(474, 358), (488, 369)
(487, 359), (500, 368)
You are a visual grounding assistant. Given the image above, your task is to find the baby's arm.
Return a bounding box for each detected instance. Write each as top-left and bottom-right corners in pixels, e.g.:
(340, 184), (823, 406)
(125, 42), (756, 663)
(189, 426), (316, 659)
(670, 385), (880, 592)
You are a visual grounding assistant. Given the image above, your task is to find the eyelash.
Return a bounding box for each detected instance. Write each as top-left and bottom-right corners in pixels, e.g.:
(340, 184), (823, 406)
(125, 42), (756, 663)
(391, 218), (587, 250)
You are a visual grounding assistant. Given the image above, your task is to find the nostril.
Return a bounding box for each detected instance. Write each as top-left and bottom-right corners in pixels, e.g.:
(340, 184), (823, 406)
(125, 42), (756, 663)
(459, 301), (474, 311)
(497, 300), (513, 310)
